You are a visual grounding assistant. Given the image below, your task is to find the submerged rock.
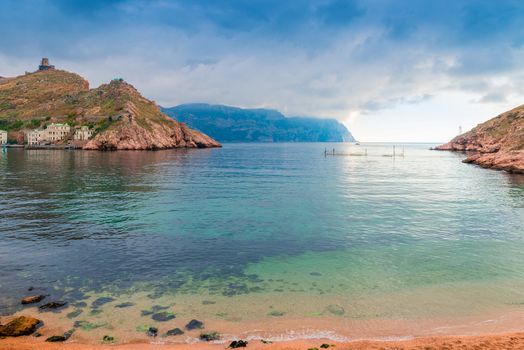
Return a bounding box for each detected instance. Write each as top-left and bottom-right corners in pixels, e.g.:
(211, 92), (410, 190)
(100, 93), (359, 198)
(73, 320), (106, 331)
(325, 304), (345, 316)
(45, 329), (74, 342)
(185, 319), (204, 330)
(166, 328), (184, 336)
(200, 332), (220, 341)
(46, 335), (67, 342)
(39, 301), (68, 311)
(151, 311), (175, 322)
(102, 335), (116, 343)
(73, 301), (87, 308)
(0, 316), (41, 337)
(147, 327), (158, 337)
(267, 310), (285, 317)
(115, 302), (135, 308)
(91, 297), (115, 308)
(66, 309), (83, 319)
(21, 295), (46, 305)
(151, 305), (169, 312)
(229, 340), (248, 348)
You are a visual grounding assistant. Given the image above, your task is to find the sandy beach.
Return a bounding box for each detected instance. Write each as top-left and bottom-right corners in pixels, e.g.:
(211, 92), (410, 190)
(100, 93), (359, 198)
(3, 332), (524, 350)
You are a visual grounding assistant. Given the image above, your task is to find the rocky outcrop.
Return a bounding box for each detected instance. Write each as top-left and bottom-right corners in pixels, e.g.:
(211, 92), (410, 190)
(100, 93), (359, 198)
(21, 295), (46, 305)
(0, 316), (41, 337)
(0, 69), (221, 150)
(435, 104), (524, 173)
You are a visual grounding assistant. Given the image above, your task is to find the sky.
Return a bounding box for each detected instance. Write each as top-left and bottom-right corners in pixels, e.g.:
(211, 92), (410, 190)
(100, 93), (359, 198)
(1, 0), (524, 142)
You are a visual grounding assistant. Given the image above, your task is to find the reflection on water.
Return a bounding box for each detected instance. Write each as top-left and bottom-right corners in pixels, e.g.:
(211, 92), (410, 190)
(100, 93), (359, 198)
(0, 144), (523, 332)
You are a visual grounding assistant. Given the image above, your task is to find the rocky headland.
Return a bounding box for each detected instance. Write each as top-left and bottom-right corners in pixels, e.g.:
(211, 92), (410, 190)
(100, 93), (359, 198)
(0, 68), (220, 150)
(162, 103), (355, 143)
(435, 104), (524, 173)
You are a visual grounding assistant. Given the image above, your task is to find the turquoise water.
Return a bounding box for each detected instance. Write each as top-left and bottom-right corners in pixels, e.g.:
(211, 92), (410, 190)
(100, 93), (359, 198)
(0, 143), (523, 339)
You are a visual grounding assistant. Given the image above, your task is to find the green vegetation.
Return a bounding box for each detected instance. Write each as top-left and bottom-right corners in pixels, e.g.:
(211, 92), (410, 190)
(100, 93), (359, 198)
(94, 117), (116, 134)
(0, 119), (23, 131)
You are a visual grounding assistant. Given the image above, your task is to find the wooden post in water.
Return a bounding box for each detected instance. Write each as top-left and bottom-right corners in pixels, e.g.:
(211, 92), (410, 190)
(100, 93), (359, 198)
(333, 148), (335, 156)
(393, 145), (396, 157)
(365, 148), (367, 156)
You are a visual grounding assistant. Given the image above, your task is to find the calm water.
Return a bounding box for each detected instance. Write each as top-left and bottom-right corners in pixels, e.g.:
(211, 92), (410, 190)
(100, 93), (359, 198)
(0, 143), (523, 340)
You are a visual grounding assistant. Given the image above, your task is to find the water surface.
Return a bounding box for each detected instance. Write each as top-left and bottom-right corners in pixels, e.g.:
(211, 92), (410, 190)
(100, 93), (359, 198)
(0, 143), (523, 341)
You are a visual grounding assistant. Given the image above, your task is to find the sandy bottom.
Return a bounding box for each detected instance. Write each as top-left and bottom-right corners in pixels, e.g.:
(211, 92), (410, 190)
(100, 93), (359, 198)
(3, 332), (524, 350)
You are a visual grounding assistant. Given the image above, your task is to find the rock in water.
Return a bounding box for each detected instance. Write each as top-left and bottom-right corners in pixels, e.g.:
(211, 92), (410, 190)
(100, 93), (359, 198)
(147, 327), (158, 337)
(229, 340), (248, 348)
(151, 311), (175, 322)
(39, 301), (68, 310)
(325, 304), (345, 316)
(46, 335), (67, 342)
(21, 295), (46, 304)
(185, 319), (204, 330)
(166, 328), (184, 336)
(200, 332), (220, 341)
(0, 316), (41, 337)
(91, 297), (115, 308)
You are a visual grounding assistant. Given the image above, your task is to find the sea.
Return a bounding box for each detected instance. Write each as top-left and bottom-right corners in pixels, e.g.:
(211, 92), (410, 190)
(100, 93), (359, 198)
(0, 143), (523, 343)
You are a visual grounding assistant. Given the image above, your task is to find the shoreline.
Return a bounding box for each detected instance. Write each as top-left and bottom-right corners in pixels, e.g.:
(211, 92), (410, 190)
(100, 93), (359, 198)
(3, 305), (524, 349)
(3, 332), (524, 350)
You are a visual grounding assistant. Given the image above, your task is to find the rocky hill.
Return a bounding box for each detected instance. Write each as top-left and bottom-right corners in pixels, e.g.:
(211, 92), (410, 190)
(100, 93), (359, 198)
(162, 103), (355, 143)
(435, 105), (524, 173)
(0, 69), (220, 150)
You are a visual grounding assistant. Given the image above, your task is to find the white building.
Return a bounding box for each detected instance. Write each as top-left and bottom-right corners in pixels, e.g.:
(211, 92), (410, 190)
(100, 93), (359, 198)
(27, 129), (45, 145)
(73, 126), (94, 141)
(45, 123), (70, 141)
(26, 123), (71, 145)
(0, 130), (7, 145)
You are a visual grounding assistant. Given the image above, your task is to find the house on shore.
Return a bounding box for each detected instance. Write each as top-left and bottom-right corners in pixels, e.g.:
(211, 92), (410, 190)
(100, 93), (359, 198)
(27, 129), (45, 145)
(0, 130), (7, 145)
(46, 123), (70, 141)
(74, 126), (94, 141)
(26, 123), (71, 145)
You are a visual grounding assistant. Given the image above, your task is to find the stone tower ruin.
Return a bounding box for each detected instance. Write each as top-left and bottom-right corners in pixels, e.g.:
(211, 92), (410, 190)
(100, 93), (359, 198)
(38, 58), (55, 71)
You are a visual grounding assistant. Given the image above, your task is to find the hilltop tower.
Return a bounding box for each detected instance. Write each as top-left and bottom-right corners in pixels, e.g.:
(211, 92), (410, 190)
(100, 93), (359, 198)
(38, 58), (55, 71)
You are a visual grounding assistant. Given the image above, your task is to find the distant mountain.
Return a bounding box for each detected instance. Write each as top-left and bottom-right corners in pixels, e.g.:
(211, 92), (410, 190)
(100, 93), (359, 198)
(162, 103), (355, 142)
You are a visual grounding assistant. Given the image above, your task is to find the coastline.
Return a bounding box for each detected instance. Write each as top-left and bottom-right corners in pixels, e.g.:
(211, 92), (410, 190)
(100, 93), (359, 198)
(3, 332), (524, 350)
(3, 304), (524, 349)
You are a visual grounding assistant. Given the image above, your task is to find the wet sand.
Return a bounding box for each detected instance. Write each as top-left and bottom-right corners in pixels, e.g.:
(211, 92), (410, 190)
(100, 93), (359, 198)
(3, 332), (524, 350)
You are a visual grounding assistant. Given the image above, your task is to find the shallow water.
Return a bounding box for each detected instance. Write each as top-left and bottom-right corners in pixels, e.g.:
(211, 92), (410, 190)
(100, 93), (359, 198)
(0, 143), (523, 341)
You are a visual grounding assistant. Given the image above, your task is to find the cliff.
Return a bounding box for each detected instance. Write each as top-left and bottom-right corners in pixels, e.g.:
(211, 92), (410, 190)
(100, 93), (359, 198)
(0, 70), (220, 150)
(162, 103), (355, 143)
(435, 105), (524, 173)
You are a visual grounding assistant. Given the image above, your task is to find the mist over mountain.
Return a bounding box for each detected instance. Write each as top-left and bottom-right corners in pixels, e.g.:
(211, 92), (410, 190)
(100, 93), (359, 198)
(162, 103), (355, 143)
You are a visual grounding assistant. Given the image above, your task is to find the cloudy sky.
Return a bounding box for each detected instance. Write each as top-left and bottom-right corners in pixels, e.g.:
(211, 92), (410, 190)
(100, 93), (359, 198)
(2, 0), (524, 141)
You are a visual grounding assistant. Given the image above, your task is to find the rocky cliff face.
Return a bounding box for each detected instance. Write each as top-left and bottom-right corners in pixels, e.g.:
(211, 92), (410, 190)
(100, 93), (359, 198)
(163, 103), (355, 142)
(0, 70), (220, 150)
(435, 105), (524, 173)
